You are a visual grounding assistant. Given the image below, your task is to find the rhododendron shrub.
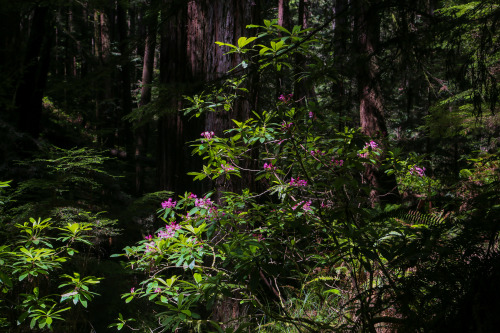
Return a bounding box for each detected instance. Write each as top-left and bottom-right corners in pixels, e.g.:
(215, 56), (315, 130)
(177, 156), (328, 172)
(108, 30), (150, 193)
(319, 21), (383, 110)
(112, 90), (421, 331)
(111, 23), (453, 333)
(0, 210), (102, 331)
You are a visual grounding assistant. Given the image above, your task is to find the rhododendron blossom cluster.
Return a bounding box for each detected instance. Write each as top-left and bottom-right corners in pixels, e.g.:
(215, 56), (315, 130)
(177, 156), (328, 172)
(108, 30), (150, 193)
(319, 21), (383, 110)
(253, 234), (265, 242)
(278, 93), (293, 103)
(145, 241), (156, 253)
(263, 162), (276, 171)
(292, 200), (312, 211)
(201, 131), (215, 142)
(221, 164), (235, 172)
(358, 140), (381, 158)
(161, 198), (177, 209)
(195, 197), (213, 209)
(290, 177), (307, 187)
(410, 165), (426, 177)
(158, 222), (182, 239)
(310, 150), (325, 156)
(331, 159), (344, 167)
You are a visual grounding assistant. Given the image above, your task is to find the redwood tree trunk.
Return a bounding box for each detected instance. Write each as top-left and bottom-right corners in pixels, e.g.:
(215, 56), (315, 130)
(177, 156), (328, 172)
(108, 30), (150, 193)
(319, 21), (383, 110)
(15, 5), (53, 138)
(354, 0), (399, 205)
(186, 0), (259, 326)
(187, 0), (257, 198)
(158, 0), (205, 194)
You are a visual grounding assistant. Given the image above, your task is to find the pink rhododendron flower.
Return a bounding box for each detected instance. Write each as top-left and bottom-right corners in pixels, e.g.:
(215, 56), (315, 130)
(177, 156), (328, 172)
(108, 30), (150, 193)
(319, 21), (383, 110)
(310, 150), (325, 156)
(281, 121), (293, 131)
(221, 164), (235, 172)
(201, 131), (214, 139)
(367, 140), (378, 149)
(263, 163), (276, 171)
(278, 93), (293, 103)
(331, 159), (344, 167)
(410, 165), (426, 177)
(195, 197), (213, 209)
(161, 198), (177, 209)
(358, 140), (381, 158)
(292, 200), (312, 211)
(290, 177), (307, 187)
(255, 234), (265, 242)
(157, 222), (182, 239)
(145, 241), (156, 252)
(201, 131), (215, 143)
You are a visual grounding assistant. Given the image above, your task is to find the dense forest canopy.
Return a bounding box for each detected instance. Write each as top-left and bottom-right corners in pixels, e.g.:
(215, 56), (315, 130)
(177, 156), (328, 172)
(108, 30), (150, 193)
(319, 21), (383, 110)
(0, 0), (499, 332)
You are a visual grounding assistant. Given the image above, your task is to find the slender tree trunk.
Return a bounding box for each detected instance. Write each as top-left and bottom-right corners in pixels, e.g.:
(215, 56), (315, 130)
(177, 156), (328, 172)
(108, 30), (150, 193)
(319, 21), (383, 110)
(294, 0), (316, 105)
(278, 0), (291, 33)
(277, 0), (291, 95)
(135, 1), (158, 194)
(332, 0), (348, 130)
(117, 1), (134, 158)
(99, 11), (112, 95)
(15, 5), (53, 138)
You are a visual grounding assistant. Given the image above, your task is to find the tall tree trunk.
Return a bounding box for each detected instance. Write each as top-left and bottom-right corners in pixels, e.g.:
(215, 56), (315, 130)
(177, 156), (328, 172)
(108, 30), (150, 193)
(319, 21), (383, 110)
(187, 0), (258, 197)
(158, 0), (205, 195)
(135, 1), (158, 194)
(294, 0), (316, 105)
(332, 0), (348, 130)
(186, 0), (259, 326)
(278, 0), (291, 34)
(15, 5), (53, 138)
(277, 0), (291, 96)
(354, 0), (399, 206)
(117, 1), (134, 159)
(97, 9), (115, 146)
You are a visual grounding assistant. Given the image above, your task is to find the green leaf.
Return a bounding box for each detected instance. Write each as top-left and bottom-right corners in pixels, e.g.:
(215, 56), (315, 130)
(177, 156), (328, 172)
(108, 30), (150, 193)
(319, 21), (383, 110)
(324, 288), (341, 295)
(17, 312), (29, 325)
(214, 41), (237, 49)
(0, 271), (12, 288)
(237, 36), (257, 49)
(273, 25), (291, 35)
